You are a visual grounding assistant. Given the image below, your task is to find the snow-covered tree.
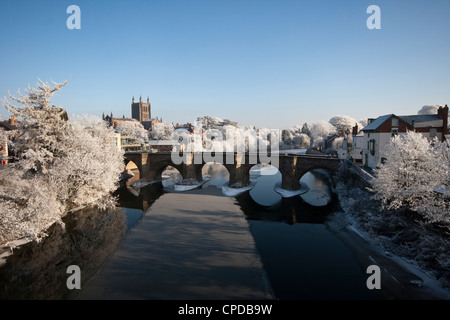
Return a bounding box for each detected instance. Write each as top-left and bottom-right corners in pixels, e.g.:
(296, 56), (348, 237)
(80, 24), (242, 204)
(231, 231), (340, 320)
(0, 80), (124, 246)
(358, 118), (368, 128)
(280, 126), (310, 149)
(309, 121), (336, 147)
(115, 120), (149, 144)
(418, 105), (443, 115)
(329, 115), (358, 136)
(371, 131), (449, 223)
(196, 116), (238, 130)
(151, 122), (174, 140)
(332, 136), (345, 150)
(301, 123), (311, 137)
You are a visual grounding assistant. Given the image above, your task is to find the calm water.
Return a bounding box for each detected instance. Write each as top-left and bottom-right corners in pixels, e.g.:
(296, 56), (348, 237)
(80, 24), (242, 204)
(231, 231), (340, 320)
(0, 163), (382, 300)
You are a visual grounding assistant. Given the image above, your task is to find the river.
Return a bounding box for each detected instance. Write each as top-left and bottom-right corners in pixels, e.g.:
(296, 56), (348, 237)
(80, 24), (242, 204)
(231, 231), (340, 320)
(0, 163), (445, 300)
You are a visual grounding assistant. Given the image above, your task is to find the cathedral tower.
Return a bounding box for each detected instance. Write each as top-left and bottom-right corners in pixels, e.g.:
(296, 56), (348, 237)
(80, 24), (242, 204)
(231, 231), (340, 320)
(131, 95), (151, 122)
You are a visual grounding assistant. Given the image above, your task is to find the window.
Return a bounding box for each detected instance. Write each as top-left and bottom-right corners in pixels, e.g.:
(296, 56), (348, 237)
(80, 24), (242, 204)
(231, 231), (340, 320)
(369, 139), (376, 156)
(430, 129), (437, 137)
(392, 118), (398, 126)
(391, 128), (398, 137)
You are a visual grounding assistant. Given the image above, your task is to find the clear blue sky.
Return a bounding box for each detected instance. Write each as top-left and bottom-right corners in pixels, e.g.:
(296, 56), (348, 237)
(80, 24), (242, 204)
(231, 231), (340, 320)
(1, 0), (449, 129)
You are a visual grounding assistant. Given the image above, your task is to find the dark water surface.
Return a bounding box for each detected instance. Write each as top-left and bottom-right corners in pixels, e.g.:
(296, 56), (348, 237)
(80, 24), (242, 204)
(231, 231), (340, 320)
(0, 164), (387, 299)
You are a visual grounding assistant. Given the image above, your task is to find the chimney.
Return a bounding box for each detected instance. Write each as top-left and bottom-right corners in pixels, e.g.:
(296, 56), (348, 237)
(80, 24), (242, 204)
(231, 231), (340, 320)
(9, 116), (17, 125)
(352, 123), (358, 136)
(437, 105), (448, 139)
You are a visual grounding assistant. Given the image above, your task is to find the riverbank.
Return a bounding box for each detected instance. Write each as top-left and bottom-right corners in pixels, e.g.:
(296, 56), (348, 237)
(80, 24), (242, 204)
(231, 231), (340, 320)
(332, 161), (450, 299)
(326, 212), (450, 300)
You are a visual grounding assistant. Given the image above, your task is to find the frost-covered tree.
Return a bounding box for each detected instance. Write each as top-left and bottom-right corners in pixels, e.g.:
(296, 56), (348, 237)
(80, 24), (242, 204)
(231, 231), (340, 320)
(358, 118), (368, 128)
(116, 120), (149, 144)
(280, 126), (310, 149)
(418, 105), (443, 115)
(329, 115), (358, 136)
(151, 122), (174, 140)
(371, 131), (449, 223)
(309, 121), (336, 147)
(196, 116), (238, 130)
(301, 122), (311, 137)
(0, 80), (124, 246)
(332, 136), (345, 151)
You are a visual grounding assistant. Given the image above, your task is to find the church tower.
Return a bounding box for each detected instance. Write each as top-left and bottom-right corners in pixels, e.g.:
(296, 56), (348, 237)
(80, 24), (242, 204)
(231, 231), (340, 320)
(131, 95), (151, 122)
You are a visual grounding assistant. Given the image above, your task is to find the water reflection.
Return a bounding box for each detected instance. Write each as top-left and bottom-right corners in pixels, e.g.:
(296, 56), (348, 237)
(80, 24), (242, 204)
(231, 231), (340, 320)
(249, 165), (282, 207)
(0, 207), (127, 300)
(300, 170), (333, 206)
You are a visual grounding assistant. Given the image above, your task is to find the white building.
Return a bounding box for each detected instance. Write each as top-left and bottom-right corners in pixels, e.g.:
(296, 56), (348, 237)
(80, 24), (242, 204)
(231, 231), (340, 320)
(360, 106), (448, 168)
(350, 129), (364, 163)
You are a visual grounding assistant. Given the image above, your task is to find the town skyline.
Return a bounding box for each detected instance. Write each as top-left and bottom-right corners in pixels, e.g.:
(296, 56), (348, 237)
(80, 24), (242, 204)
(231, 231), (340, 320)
(1, 0), (450, 129)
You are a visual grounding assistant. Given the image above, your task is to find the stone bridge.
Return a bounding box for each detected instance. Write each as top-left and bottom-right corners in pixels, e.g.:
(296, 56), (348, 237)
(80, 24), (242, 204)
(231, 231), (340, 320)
(124, 152), (341, 191)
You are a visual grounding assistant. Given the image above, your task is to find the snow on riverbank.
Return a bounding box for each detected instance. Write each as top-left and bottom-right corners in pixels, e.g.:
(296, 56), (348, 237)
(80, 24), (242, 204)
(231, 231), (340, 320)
(333, 162), (450, 299)
(273, 182), (309, 198)
(331, 211), (450, 299)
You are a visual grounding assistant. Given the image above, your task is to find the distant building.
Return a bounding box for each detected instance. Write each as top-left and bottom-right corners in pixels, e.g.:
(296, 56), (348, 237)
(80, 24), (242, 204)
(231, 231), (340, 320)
(131, 96), (151, 122)
(103, 96), (163, 131)
(148, 140), (178, 152)
(0, 115), (18, 132)
(0, 116), (18, 164)
(102, 112), (136, 128)
(350, 124), (364, 163)
(142, 117), (162, 131)
(360, 105), (448, 168)
(174, 122), (194, 133)
(120, 134), (142, 152)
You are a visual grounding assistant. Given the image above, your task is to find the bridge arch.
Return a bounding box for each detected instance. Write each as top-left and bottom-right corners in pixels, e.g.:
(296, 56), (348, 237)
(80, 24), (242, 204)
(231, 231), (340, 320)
(297, 166), (335, 183)
(124, 160), (141, 186)
(160, 165), (183, 186)
(202, 162), (230, 186)
(123, 152), (340, 190)
(153, 161), (184, 182)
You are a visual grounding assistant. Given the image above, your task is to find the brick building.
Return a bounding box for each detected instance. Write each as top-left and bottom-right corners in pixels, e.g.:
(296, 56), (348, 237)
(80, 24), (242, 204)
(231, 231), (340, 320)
(360, 105), (448, 168)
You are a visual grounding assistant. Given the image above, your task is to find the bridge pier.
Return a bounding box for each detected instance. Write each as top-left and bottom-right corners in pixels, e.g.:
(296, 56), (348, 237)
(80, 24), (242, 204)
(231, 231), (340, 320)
(279, 156), (302, 190)
(226, 163), (253, 187)
(180, 164), (203, 182)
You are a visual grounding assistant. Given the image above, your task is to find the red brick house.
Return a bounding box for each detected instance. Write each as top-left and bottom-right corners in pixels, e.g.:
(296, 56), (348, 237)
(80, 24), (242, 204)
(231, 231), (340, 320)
(360, 105), (448, 168)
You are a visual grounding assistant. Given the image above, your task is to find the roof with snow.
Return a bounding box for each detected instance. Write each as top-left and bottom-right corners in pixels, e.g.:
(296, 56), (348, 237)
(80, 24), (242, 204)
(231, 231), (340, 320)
(397, 114), (440, 126)
(361, 114), (394, 131)
(0, 121), (18, 131)
(362, 113), (441, 131)
(148, 140), (178, 145)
